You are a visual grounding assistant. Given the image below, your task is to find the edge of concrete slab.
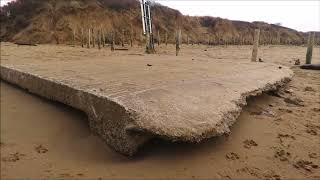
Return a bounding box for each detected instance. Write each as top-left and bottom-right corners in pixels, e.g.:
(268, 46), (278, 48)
(0, 65), (152, 156)
(0, 65), (293, 156)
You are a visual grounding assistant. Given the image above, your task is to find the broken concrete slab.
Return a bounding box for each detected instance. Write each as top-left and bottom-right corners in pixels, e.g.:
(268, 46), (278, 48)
(0, 43), (293, 156)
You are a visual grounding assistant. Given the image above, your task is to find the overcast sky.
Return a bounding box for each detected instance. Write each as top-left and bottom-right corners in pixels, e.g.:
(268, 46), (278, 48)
(1, 0), (319, 32)
(155, 0), (320, 32)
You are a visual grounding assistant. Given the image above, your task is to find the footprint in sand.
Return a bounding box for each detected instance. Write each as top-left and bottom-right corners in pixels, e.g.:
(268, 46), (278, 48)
(243, 139), (258, 149)
(309, 153), (318, 159)
(312, 108), (320, 112)
(305, 124), (319, 136)
(264, 172), (282, 180)
(284, 97), (304, 107)
(277, 133), (296, 147)
(35, 145), (48, 154)
(293, 160), (319, 172)
(1, 152), (25, 162)
(304, 86), (315, 92)
(59, 173), (72, 178)
(274, 149), (291, 162)
(278, 108), (293, 113)
(225, 152), (240, 160)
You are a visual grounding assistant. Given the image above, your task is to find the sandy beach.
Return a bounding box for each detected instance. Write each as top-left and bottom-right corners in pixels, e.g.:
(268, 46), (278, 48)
(1, 44), (319, 179)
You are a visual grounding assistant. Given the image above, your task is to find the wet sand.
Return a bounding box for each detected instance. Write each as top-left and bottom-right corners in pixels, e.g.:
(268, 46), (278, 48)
(1, 45), (320, 179)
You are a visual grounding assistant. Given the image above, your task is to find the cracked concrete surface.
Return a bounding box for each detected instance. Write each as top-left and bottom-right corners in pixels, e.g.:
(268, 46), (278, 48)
(0, 43), (293, 155)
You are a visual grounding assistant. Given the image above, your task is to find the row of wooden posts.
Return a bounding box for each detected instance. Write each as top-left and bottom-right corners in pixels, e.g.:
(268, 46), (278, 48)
(72, 28), (315, 62)
(251, 29), (316, 64)
(72, 28), (184, 55)
(72, 28), (313, 50)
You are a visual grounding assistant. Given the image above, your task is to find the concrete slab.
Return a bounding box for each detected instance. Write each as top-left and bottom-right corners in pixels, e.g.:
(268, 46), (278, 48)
(0, 43), (293, 155)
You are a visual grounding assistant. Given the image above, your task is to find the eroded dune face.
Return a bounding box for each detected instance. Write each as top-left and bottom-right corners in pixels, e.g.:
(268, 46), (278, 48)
(2, 0), (312, 45)
(0, 43), (293, 155)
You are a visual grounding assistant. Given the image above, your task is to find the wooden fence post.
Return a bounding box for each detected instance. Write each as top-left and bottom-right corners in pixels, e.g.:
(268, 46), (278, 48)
(130, 29), (133, 47)
(72, 29), (76, 47)
(187, 35), (189, 45)
(121, 29), (125, 47)
(98, 29), (101, 50)
(306, 32), (315, 64)
(111, 32), (115, 51)
(165, 32), (168, 46)
(176, 29), (181, 56)
(87, 28), (91, 48)
(92, 29), (95, 48)
(277, 31), (281, 45)
(251, 29), (260, 62)
(157, 30), (160, 46)
(81, 28), (84, 48)
(102, 29), (105, 47)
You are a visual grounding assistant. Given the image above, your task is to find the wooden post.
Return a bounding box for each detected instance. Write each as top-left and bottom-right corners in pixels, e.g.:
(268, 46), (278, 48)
(121, 29), (125, 47)
(277, 31), (281, 45)
(92, 29), (95, 48)
(176, 29), (181, 56)
(158, 30), (161, 46)
(145, 33), (154, 53)
(187, 35), (189, 45)
(139, 30), (144, 46)
(165, 32), (168, 46)
(98, 30), (101, 50)
(87, 28), (91, 48)
(130, 29), (133, 47)
(72, 29), (76, 47)
(111, 32), (115, 51)
(102, 29), (105, 47)
(306, 32), (315, 64)
(251, 29), (260, 62)
(207, 34), (210, 45)
(81, 28), (84, 48)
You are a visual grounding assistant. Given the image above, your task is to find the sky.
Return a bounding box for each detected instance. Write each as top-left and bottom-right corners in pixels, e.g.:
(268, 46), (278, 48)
(155, 0), (320, 32)
(0, 0), (13, 6)
(1, 0), (319, 32)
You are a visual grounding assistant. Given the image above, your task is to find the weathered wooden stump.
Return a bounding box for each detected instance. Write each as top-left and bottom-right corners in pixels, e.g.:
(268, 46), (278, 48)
(251, 29), (260, 62)
(306, 32), (315, 64)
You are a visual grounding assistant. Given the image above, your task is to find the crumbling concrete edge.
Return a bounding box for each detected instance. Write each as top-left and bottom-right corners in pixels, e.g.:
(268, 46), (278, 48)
(204, 74), (294, 141)
(132, 69), (294, 144)
(0, 65), (151, 156)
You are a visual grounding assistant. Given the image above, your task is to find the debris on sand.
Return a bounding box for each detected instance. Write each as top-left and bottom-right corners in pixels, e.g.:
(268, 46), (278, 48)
(14, 42), (37, 46)
(249, 107), (276, 117)
(147, 64), (153, 67)
(294, 59), (300, 65)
